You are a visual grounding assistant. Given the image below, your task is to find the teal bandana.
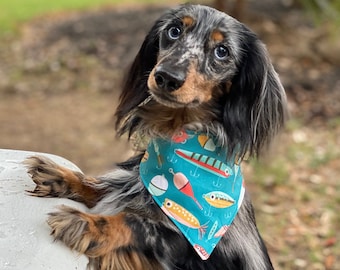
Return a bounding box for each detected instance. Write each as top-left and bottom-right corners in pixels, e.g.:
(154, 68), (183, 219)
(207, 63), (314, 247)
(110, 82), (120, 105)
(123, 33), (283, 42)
(139, 130), (245, 260)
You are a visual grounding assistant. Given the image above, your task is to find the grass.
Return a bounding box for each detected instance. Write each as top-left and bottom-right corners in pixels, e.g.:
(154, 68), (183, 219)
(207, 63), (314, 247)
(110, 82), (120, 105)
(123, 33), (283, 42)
(0, 0), (171, 34)
(248, 119), (340, 269)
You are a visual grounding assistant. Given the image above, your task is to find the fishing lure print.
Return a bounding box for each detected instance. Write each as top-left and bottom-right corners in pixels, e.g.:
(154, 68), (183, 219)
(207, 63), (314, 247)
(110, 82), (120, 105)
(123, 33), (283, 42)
(175, 149), (232, 178)
(139, 130), (245, 260)
(214, 225), (230, 238)
(207, 220), (219, 240)
(203, 191), (235, 208)
(169, 168), (203, 210)
(194, 244), (210, 260)
(147, 175), (168, 196)
(198, 134), (216, 151)
(162, 198), (207, 238)
(153, 140), (163, 167)
(172, 129), (190, 143)
(141, 150), (149, 162)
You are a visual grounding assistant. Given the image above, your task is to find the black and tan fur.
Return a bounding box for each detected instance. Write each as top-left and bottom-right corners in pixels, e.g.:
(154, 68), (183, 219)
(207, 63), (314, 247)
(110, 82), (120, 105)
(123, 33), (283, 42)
(25, 4), (287, 270)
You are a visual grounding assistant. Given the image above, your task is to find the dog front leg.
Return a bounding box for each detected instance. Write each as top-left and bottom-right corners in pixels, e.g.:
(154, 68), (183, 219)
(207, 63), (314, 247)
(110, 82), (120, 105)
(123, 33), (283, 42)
(48, 206), (162, 270)
(25, 156), (103, 208)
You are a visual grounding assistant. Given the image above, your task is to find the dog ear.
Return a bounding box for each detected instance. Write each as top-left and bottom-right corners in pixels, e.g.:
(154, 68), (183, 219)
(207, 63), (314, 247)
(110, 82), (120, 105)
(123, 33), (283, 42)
(223, 29), (287, 158)
(115, 20), (162, 137)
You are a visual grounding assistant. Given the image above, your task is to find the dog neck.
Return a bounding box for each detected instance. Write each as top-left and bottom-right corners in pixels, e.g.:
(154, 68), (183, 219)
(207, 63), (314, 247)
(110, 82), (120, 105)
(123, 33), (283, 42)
(136, 98), (221, 137)
(139, 129), (245, 260)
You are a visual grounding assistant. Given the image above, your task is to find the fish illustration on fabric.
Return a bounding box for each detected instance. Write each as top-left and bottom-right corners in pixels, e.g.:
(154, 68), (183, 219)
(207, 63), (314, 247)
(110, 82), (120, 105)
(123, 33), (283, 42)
(169, 168), (203, 210)
(198, 134), (216, 151)
(162, 198), (207, 238)
(175, 149), (232, 178)
(194, 244), (210, 260)
(147, 175), (168, 196)
(203, 191), (235, 208)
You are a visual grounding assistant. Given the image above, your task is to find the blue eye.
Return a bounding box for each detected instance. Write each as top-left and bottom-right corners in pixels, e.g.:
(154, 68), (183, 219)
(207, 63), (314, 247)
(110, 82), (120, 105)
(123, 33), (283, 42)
(168, 26), (182, 40)
(214, 45), (229, 60)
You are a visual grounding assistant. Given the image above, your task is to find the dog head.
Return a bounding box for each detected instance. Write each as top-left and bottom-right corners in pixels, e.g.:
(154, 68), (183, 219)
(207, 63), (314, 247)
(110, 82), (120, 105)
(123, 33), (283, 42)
(116, 4), (287, 158)
(146, 7), (241, 108)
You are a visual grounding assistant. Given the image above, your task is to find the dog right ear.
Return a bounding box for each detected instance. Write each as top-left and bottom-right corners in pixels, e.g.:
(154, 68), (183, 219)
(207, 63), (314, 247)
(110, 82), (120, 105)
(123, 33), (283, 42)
(115, 20), (162, 137)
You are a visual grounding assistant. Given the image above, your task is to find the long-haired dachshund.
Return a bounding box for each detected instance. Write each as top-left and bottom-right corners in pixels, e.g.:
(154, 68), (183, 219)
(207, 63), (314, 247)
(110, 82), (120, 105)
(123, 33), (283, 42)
(25, 4), (287, 270)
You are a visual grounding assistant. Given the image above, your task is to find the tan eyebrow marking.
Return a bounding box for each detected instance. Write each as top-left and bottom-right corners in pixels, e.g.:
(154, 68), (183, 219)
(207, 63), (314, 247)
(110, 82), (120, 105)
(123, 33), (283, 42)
(211, 30), (224, 42)
(182, 16), (195, 27)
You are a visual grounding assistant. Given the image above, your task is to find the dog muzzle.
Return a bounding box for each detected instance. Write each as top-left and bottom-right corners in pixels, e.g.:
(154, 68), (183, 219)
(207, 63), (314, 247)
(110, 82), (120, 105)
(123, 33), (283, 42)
(139, 130), (245, 260)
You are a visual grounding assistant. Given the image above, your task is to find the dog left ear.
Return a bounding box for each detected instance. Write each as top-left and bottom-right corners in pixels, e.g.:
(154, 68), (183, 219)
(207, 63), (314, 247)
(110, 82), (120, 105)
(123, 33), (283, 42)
(223, 30), (287, 158)
(115, 20), (162, 137)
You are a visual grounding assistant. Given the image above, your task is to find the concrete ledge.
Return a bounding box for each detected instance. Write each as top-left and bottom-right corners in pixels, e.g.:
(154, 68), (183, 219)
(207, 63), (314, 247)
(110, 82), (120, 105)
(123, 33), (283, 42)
(0, 149), (88, 270)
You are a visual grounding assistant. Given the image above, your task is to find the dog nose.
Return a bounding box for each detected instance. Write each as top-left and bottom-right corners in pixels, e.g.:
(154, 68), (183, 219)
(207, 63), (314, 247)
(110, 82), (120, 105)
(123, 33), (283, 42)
(154, 67), (185, 92)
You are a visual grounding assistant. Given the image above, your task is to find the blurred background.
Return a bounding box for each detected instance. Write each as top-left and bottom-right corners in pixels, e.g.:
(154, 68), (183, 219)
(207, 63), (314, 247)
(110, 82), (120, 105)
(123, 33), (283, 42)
(0, 0), (339, 269)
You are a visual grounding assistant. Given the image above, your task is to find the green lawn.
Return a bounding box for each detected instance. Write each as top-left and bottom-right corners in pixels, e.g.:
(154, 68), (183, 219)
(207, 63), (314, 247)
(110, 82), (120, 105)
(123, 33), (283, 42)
(0, 0), (170, 33)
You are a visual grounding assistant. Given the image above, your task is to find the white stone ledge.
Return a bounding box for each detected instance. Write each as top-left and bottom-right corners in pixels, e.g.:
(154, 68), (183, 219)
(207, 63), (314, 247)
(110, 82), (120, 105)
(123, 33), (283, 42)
(0, 149), (88, 270)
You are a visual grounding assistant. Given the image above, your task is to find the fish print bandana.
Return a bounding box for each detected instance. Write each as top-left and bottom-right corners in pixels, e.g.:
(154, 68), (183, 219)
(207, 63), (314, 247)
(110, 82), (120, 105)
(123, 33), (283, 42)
(139, 130), (245, 260)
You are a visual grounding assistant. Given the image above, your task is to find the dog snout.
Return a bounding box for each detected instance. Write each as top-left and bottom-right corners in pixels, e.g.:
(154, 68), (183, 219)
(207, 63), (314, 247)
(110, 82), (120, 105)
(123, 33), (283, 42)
(154, 66), (186, 92)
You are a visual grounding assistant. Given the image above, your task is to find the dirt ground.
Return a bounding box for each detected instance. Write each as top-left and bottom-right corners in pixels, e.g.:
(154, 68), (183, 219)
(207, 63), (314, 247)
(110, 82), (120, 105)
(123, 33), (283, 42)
(0, 1), (339, 269)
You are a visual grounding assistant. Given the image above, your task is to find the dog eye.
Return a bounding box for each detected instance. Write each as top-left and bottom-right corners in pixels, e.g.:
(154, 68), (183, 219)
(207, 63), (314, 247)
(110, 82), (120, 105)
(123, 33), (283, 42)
(167, 26), (182, 40)
(214, 45), (229, 60)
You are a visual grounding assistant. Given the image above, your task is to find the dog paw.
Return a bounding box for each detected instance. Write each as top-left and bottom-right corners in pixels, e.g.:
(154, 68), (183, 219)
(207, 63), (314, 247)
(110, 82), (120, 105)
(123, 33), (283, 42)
(24, 156), (69, 197)
(48, 206), (134, 257)
(48, 205), (92, 253)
